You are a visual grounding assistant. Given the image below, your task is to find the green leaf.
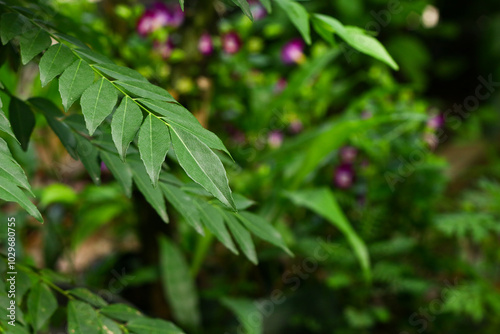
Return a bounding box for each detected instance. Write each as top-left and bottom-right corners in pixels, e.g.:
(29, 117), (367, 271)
(39, 43), (76, 87)
(313, 14), (398, 70)
(100, 304), (143, 322)
(260, 0), (272, 13)
(9, 98), (35, 151)
(160, 183), (204, 235)
(81, 78), (118, 135)
(159, 236), (201, 329)
(0, 152), (34, 196)
(230, 0), (253, 20)
(274, 0), (310, 44)
(75, 135), (101, 185)
(221, 297), (263, 334)
(94, 63), (147, 82)
(0, 102), (17, 141)
(0, 12), (34, 45)
(100, 151), (133, 197)
(98, 314), (123, 334)
(139, 99), (230, 155)
(179, 0), (184, 11)
(74, 48), (113, 64)
(115, 80), (175, 102)
(129, 158), (168, 223)
(27, 283), (58, 331)
(195, 199), (238, 254)
(69, 288), (108, 308)
(30, 97), (79, 159)
(18, 28), (51, 64)
(111, 97), (143, 160)
(220, 209), (258, 264)
(233, 193), (255, 210)
(59, 59), (95, 111)
(138, 114), (170, 187)
(236, 211), (291, 256)
(127, 318), (184, 334)
(0, 175), (42, 221)
(170, 126), (235, 210)
(285, 188), (371, 282)
(67, 300), (101, 334)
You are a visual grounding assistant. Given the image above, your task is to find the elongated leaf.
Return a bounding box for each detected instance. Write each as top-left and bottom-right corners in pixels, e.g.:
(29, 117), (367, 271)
(138, 114), (170, 187)
(220, 209), (257, 264)
(139, 99), (230, 155)
(274, 0), (310, 44)
(30, 97), (78, 159)
(74, 48), (113, 64)
(100, 304), (143, 322)
(313, 14), (398, 70)
(69, 288), (107, 308)
(27, 283), (58, 331)
(0, 175), (41, 221)
(0, 152), (34, 196)
(221, 297), (263, 334)
(0, 12), (34, 45)
(260, 0), (271, 12)
(286, 188), (371, 282)
(75, 135), (101, 185)
(179, 0), (184, 11)
(236, 212), (291, 256)
(195, 199), (238, 254)
(94, 64), (147, 82)
(159, 236), (201, 329)
(126, 318), (184, 334)
(9, 98), (35, 151)
(231, 0), (253, 20)
(39, 43), (76, 87)
(160, 183), (204, 235)
(19, 28), (51, 64)
(0, 103), (17, 141)
(0, 137), (10, 156)
(115, 80), (175, 102)
(170, 126), (235, 210)
(59, 59), (95, 111)
(67, 300), (101, 334)
(111, 97), (143, 160)
(129, 159), (168, 223)
(98, 314), (122, 334)
(100, 151), (133, 197)
(81, 78), (118, 135)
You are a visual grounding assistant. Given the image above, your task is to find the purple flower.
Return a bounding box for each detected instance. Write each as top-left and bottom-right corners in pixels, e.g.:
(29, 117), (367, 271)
(289, 120), (303, 134)
(268, 130), (284, 149)
(136, 2), (184, 36)
(154, 38), (174, 59)
(334, 164), (355, 189)
(361, 110), (373, 119)
(198, 33), (214, 55)
(249, 0), (267, 20)
(427, 113), (444, 129)
(281, 39), (305, 65)
(339, 146), (358, 164)
(274, 78), (287, 94)
(223, 32), (242, 54)
(100, 161), (109, 173)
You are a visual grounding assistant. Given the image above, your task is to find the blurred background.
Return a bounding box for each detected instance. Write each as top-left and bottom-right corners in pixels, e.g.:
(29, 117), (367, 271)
(1, 0), (500, 333)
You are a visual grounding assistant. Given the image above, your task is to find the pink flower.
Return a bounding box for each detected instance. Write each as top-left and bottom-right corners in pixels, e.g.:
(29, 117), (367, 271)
(339, 146), (358, 164)
(198, 33), (213, 55)
(427, 113), (444, 129)
(281, 39), (305, 65)
(268, 130), (284, 148)
(223, 32), (242, 54)
(136, 2), (184, 36)
(274, 78), (287, 94)
(154, 38), (174, 59)
(334, 164), (355, 189)
(289, 120), (303, 134)
(249, 0), (267, 20)
(361, 110), (372, 119)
